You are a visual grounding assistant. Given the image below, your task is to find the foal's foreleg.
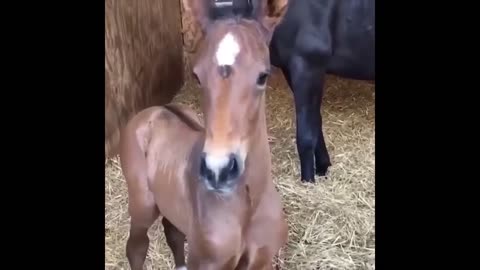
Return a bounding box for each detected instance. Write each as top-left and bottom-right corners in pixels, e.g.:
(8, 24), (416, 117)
(162, 218), (186, 269)
(244, 247), (275, 270)
(126, 194), (159, 270)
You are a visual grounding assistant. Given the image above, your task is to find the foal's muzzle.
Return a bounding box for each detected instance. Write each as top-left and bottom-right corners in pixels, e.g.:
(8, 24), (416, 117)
(199, 152), (243, 192)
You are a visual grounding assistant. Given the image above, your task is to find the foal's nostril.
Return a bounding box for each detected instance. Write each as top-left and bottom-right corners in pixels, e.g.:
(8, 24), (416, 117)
(218, 154), (240, 183)
(226, 153), (239, 178)
(199, 152), (214, 182)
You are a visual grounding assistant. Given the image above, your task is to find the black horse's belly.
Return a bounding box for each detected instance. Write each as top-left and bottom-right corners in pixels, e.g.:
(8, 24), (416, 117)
(326, 42), (375, 81)
(327, 0), (375, 80)
(269, 0), (375, 81)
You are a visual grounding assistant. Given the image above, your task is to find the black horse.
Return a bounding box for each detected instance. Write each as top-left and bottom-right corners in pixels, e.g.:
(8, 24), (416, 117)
(269, 0), (375, 182)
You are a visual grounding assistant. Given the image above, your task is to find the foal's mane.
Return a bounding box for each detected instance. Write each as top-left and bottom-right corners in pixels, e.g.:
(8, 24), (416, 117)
(161, 104), (205, 186)
(163, 104), (203, 132)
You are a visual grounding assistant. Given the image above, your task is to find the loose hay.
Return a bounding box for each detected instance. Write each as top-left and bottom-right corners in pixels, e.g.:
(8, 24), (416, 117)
(105, 70), (375, 270)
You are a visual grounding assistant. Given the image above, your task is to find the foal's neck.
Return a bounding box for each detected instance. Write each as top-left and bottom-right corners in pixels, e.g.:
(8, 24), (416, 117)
(242, 102), (271, 202)
(249, 103), (269, 150)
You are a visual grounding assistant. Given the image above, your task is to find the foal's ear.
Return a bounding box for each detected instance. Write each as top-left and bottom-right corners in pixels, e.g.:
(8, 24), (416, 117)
(181, 0), (211, 31)
(257, 0), (289, 36)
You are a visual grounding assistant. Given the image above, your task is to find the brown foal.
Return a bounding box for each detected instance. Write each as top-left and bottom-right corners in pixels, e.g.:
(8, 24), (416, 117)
(119, 0), (290, 269)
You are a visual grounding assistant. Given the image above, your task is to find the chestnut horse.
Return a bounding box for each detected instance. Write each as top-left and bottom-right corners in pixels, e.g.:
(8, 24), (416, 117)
(119, 0), (290, 268)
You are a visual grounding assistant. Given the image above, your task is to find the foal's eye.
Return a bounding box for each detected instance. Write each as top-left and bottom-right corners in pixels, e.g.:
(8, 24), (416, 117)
(256, 72), (269, 88)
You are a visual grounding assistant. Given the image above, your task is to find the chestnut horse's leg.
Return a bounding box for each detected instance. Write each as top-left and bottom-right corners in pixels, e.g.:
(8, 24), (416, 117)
(162, 218), (186, 269)
(126, 195), (159, 270)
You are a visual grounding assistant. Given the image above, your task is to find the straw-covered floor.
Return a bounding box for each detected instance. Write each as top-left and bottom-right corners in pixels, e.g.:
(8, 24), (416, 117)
(105, 70), (375, 270)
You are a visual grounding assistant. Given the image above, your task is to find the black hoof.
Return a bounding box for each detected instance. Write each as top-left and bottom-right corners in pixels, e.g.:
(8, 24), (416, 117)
(301, 177), (316, 183)
(315, 167), (328, 177)
(315, 162), (331, 177)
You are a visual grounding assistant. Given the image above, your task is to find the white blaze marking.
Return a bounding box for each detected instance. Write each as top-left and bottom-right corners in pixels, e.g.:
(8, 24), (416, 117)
(205, 154), (230, 180)
(176, 267), (187, 270)
(215, 32), (240, 66)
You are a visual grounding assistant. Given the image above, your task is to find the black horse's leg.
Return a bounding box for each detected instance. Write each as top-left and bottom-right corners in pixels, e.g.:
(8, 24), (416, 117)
(282, 56), (328, 182)
(162, 218), (186, 269)
(314, 107), (331, 176)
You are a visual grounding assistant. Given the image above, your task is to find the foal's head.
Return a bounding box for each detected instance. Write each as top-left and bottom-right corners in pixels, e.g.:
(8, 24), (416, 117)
(182, 0), (288, 192)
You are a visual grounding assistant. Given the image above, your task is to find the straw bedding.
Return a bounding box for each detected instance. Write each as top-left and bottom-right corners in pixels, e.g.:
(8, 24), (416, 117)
(105, 70), (375, 270)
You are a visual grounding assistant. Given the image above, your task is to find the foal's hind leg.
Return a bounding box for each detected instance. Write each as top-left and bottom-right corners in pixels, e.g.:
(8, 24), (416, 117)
(126, 193), (159, 270)
(162, 218), (187, 269)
